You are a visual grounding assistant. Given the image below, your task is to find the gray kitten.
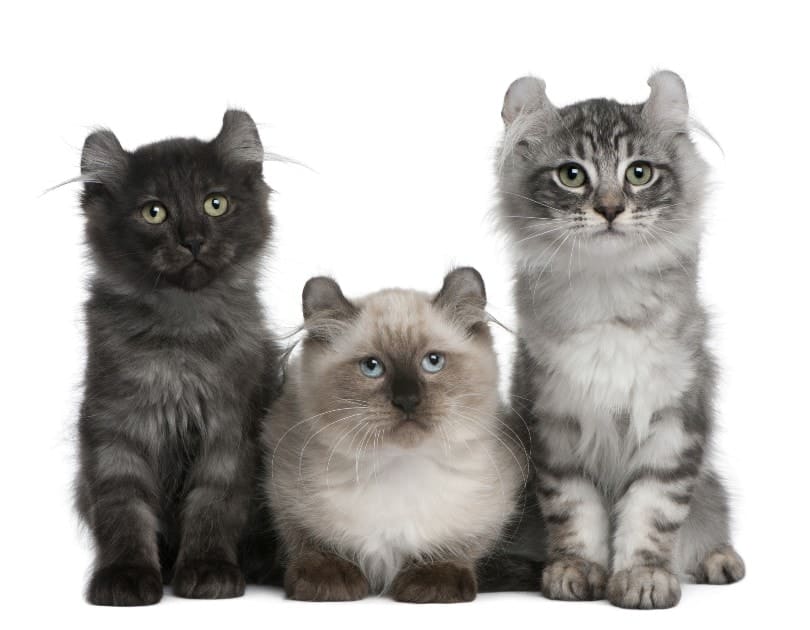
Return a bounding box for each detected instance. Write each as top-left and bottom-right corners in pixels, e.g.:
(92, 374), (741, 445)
(496, 71), (744, 609)
(75, 112), (281, 605)
(264, 269), (527, 602)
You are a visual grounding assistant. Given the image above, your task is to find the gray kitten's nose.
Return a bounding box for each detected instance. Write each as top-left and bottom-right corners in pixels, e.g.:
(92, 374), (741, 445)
(594, 204), (625, 223)
(182, 238), (204, 258)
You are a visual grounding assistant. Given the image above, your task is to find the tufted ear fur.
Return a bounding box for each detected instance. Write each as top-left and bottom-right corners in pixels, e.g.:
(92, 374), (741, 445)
(213, 109), (264, 165)
(642, 70), (689, 131)
(502, 76), (555, 125)
(302, 276), (358, 342)
(81, 129), (129, 184)
(433, 267), (488, 333)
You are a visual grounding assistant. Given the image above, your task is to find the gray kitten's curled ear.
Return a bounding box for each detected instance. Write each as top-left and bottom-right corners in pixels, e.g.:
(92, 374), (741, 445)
(642, 70), (689, 130)
(502, 76), (553, 125)
(81, 129), (128, 183)
(302, 276), (358, 341)
(214, 109), (264, 164)
(433, 267), (488, 332)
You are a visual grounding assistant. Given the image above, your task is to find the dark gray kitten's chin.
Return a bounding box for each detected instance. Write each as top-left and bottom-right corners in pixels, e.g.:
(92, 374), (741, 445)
(164, 261), (216, 291)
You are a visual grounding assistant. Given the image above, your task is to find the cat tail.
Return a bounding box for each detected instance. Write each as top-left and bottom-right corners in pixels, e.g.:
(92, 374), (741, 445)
(476, 554), (543, 592)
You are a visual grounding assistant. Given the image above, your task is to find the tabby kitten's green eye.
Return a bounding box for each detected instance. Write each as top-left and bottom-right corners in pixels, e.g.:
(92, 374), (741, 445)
(626, 162), (653, 186)
(141, 202), (167, 224)
(204, 193), (229, 217)
(558, 163), (587, 188)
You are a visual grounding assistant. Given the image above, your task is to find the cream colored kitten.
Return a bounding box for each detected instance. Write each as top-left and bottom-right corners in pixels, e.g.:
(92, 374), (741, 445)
(264, 268), (525, 602)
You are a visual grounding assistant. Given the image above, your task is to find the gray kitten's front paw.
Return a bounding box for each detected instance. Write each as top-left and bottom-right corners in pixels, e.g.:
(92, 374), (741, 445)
(173, 559), (245, 599)
(607, 566), (680, 609)
(694, 545), (745, 584)
(541, 557), (607, 601)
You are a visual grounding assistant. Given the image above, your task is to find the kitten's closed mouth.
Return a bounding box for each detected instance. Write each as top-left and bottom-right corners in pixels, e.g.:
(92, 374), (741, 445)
(392, 417), (431, 433)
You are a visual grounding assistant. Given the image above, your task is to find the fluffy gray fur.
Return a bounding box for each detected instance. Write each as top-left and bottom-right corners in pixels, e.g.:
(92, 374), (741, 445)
(496, 71), (744, 609)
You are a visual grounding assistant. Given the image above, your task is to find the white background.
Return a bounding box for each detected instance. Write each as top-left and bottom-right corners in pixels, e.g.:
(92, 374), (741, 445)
(2, 1), (808, 628)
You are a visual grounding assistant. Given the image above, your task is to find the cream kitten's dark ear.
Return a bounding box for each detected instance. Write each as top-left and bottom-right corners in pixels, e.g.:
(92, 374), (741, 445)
(302, 276), (358, 340)
(81, 129), (128, 184)
(433, 267), (488, 331)
(502, 76), (554, 125)
(214, 109), (264, 165)
(642, 70), (689, 131)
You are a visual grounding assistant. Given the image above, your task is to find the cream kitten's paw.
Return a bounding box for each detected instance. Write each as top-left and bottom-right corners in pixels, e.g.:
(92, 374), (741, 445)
(391, 561), (477, 603)
(284, 551), (369, 601)
(607, 566), (681, 609)
(541, 557), (607, 601)
(694, 545), (745, 584)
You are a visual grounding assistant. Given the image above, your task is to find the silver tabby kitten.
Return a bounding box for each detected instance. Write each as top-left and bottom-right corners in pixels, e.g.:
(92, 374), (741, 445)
(496, 71), (745, 609)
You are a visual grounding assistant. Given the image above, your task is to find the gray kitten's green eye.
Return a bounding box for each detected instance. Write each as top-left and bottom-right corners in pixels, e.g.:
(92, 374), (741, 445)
(359, 357), (385, 378)
(141, 202), (167, 224)
(626, 162), (653, 186)
(558, 163), (587, 188)
(421, 352), (445, 374)
(204, 193), (229, 217)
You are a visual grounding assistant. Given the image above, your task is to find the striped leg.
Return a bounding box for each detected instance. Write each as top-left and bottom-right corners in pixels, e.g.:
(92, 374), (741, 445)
(173, 426), (252, 599)
(607, 412), (701, 609)
(83, 433), (163, 606)
(536, 420), (609, 600)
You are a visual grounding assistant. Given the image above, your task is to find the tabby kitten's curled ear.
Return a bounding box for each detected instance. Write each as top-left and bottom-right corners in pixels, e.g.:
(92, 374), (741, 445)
(302, 276), (358, 342)
(81, 129), (129, 185)
(433, 267), (488, 333)
(642, 70), (689, 132)
(501, 76), (555, 125)
(214, 109), (264, 166)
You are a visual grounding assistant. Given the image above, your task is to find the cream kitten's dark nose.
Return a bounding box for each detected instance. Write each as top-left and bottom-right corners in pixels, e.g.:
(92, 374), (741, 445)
(391, 375), (421, 415)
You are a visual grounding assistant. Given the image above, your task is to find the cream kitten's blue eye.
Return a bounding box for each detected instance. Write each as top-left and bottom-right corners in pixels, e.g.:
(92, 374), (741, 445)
(359, 357), (385, 378)
(421, 352), (445, 373)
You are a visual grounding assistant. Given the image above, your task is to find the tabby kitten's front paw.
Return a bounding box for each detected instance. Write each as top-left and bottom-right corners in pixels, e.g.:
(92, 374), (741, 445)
(607, 566), (680, 609)
(285, 552), (369, 601)
(541, 557), (607, 601)
(88, 564), (163, 606)
(173, 559), (245, 599)
(694, 545), (745, 584)
(391, 561), (477, 603)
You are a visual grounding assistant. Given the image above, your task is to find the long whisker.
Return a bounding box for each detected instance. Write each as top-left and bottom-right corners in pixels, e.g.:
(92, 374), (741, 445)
(270, 405), (367, 479)
(450, 410), (528, 487)
(502, 191), (567, 214)
(452, 403), (530, 466)
(513, 222), (574, 245)
(355, 422), (378, 484)
(530, 230), (572, 313)
(325, 419), (370, 489)
(639, 226), (690, 274)
(447, 417), (507, 509)
(297, 412), (367, 481)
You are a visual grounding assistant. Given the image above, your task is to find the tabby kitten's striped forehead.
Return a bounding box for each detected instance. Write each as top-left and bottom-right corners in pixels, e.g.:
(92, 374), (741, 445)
(497, 71), (708, 271)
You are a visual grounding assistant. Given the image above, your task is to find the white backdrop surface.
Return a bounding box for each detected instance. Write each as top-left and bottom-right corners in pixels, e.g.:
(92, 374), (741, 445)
(1, 1), (808, 628)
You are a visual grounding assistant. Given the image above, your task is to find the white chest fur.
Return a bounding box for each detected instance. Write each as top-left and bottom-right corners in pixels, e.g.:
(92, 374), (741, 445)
(302, 439), (514, 590)
(523, 273), (696, 442)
